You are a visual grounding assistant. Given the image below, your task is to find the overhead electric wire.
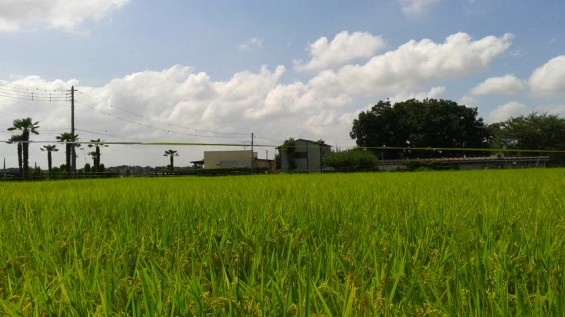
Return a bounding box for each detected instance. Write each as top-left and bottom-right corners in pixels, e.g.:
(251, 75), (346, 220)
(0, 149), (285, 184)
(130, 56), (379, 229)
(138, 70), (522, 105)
(75, 100), (245, 140)
(1, 136), (563, 153)
(0, 92), (67, 102)
(76, 128), (135, 140)
(0, 80), (268, 146)
(0, 80), (67, 93)
(75, 101), (240, 139)
(76, 90), (250, 137)
(0, 83), (253, 142)
(0, 81), (69, 102)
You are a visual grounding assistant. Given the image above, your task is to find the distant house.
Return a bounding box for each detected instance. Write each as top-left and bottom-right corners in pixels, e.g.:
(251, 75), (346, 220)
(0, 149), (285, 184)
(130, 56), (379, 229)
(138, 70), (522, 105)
(278, 139), (332, 173)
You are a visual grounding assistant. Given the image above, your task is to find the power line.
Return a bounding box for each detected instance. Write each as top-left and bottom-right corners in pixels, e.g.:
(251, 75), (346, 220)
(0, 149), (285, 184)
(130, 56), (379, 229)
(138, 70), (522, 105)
(76, 90), (249, 137)
(74, 100), (245, 139)
(0, 81), (69, 102)
(2, 138), (563, 153)
(1, 81), (254, 145)
(0, 80), (68, 93)
(0, 91), (68, 102)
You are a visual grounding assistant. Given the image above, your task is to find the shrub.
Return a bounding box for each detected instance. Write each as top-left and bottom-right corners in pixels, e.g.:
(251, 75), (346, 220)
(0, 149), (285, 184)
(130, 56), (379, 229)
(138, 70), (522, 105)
(324, 149), (377, 171)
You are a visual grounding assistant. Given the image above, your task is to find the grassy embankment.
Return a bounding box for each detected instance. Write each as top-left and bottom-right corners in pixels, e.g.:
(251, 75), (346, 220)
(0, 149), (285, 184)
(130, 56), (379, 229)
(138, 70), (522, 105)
(1, 169), (564, 316)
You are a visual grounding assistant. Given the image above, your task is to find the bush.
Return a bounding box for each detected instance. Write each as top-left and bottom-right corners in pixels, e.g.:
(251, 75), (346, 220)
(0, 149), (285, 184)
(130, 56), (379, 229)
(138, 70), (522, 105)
(324, 149), (377, 171)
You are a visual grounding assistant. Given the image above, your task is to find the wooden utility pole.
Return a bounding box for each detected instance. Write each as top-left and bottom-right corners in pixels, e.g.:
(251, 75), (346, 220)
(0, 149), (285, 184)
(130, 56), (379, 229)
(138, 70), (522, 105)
(70, 86), (76, 177)
(250, 132), (254, 173)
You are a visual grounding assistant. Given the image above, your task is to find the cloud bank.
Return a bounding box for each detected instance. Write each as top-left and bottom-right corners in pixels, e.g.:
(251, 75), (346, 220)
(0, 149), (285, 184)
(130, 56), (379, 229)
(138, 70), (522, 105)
(3, 31), (564, 167)
(397, 0), (442, 16)
(294, 31), (385, 72)
(0, 0), (130, 32)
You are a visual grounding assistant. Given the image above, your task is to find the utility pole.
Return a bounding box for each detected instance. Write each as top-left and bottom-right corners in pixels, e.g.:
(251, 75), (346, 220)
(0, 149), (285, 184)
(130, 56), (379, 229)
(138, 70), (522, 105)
(69, 86), (76, 178)
(250, 132), (254, 173)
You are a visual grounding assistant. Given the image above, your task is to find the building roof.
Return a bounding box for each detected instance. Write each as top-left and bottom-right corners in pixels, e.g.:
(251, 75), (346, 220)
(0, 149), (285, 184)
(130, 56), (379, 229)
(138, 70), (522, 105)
(276, 138), (331, 149)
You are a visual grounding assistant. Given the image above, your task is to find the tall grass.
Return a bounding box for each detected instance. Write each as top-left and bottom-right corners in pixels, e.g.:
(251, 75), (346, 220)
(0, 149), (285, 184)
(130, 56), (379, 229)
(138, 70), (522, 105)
(1, 169), (564, 316)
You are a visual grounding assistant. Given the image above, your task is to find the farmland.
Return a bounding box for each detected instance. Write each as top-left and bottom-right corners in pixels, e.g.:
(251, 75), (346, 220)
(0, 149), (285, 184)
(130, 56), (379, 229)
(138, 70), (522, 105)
(1, 169), (564, 316)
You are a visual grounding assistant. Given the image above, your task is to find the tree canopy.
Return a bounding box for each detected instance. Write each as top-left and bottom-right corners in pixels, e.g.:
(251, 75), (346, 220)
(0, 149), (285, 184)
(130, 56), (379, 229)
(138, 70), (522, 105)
(490, 112), (565, 150)
(350, 99), (489, 159)
(489, 112), (565, 163)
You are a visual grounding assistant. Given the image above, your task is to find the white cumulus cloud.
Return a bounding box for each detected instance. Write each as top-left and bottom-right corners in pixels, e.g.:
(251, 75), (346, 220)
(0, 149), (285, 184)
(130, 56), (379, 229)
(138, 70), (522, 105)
(398, 0), (442, 16)
(389, 86), (446, 103)
(0, 31), (527, 168)
(294, 31), (385, 72)
(330, 32), (513, 97)
(238, 38), (263, 51)
(0, 0), (130, 32)
(470, 75), (525, 96)
(529, 55), (565, 94)
(488, 101), (529, 122)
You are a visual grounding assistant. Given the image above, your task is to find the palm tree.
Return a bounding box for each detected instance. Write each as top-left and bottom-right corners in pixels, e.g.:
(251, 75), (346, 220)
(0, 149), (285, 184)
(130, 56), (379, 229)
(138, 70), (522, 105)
(163, 150), (179, 173)
(87, 151), (97, 174)
(41, 145), (59, 175)
(8, 134), (24, 179)
(56, 132), (79, 177)
(87, 139), (108, 173)
(8, 118), (39, 179)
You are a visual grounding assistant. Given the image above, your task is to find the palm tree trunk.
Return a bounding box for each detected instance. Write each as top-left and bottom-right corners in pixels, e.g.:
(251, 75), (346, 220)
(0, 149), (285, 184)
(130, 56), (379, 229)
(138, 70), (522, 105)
(65, 144), (72, 176)
(17, 143), (23, 179)
(95, 146), (101, 172)
(170, 155), (174, 172)
(22, 130), (30, 180)
(23, 143), (29, 180)
(47, 151), (53, 173)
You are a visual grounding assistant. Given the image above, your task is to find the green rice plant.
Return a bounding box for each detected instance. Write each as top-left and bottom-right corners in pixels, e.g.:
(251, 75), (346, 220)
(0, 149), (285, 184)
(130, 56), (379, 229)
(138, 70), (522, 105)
(0, 169), (564, 315)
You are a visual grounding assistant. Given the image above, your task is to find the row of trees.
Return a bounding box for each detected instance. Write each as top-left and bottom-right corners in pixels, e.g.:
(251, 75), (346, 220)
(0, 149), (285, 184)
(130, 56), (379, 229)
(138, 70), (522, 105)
(5, 117), (183, 180)
(350, 99), (565, 163)
(6, 117), (109, 180)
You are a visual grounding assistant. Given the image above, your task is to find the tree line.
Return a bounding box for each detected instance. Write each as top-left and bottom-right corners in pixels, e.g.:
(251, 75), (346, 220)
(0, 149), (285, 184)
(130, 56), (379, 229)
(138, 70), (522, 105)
(5, 117), (185, 180)
(350, 99), (565, 164)
(282, 99), (565, 171)
(5, 117), (108, 180)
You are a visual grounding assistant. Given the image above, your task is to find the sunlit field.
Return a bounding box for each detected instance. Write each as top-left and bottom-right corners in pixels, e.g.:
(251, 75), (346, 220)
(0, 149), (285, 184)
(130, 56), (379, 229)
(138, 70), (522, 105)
(1, 169), (564, 316)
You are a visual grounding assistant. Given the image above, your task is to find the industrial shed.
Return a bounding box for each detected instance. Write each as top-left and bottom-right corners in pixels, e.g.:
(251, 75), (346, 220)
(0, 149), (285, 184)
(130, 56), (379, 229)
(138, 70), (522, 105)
(278, 139), (332, 173)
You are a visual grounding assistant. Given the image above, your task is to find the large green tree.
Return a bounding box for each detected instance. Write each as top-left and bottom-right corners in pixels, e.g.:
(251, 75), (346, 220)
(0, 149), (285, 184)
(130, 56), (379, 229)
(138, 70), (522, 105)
(350, 99), (489, 159)
(163, 150), (179, 173)
(56, 133), (79, 177)
(490, 112), (565, 163)
(8, 118), (39, 179)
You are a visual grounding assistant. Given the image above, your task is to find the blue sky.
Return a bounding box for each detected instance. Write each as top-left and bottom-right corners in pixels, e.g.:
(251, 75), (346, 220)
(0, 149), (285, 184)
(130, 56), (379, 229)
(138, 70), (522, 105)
(1, 0), (565, 168)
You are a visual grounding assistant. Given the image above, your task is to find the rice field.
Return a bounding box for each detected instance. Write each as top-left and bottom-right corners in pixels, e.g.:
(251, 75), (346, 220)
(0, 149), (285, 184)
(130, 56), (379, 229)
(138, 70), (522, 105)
(1, 169), (564, 316)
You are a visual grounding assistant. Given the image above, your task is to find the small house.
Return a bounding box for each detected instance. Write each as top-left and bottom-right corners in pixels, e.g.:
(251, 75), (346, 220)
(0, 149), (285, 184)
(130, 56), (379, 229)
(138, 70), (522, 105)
(278, 139), (332, 173)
